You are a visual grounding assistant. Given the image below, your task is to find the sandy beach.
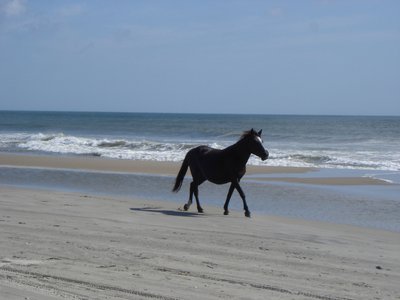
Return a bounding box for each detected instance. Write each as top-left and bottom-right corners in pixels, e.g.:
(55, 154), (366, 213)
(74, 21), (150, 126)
(1, 187), (399, 300)
(0, 154), (400, 299)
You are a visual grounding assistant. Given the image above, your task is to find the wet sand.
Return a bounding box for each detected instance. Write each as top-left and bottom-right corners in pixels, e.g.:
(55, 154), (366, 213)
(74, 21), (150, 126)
(0, 153), (389, 185)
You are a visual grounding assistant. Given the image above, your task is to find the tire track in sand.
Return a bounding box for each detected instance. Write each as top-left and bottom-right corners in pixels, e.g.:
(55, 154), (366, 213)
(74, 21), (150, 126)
(155, 266), (354, 300)
(0, 265), (178, 300)
(1, 265), (354, 300)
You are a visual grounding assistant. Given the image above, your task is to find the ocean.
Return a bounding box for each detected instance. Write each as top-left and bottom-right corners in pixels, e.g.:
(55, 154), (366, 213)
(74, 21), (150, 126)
(1, 111), (400, 231)
(1, 111), (399, 171)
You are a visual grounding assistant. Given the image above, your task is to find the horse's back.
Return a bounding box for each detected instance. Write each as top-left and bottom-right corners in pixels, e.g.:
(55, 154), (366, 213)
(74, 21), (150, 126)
(188, 145), (221, 160)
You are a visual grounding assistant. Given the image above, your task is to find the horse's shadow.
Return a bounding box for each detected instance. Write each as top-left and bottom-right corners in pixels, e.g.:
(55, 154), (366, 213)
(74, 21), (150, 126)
(129, 207), (202, 217)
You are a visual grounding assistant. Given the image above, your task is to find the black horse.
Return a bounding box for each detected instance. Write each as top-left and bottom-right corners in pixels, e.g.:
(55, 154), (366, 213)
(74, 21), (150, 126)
(172, 129), (269, 217)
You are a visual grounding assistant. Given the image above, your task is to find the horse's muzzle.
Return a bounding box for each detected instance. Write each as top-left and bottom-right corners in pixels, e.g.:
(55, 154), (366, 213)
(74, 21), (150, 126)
(261, 151), (269, 161)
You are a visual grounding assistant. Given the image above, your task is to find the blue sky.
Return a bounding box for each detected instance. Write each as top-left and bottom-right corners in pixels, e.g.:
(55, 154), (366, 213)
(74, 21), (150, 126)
(0, 0), (399, 115)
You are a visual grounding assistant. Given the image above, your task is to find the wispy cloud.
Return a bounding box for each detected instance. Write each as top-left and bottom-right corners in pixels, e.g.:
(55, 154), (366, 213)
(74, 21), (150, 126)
(1, 0), (26, 16)
(1, 2), (83, 35)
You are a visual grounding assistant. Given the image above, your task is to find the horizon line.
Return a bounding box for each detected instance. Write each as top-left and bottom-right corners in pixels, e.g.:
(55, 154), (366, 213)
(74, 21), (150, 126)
(0, 109), (399, 118)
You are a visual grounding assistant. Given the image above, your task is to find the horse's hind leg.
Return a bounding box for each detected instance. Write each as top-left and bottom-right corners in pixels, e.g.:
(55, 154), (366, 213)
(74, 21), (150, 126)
(183, 181), (194, 211)
(184, 181), (203, 213)
(193, 183), (203, 213)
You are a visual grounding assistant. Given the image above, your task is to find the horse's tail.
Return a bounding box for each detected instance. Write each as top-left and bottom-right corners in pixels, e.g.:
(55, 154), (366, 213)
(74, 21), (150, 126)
(172, 155), (189, 193)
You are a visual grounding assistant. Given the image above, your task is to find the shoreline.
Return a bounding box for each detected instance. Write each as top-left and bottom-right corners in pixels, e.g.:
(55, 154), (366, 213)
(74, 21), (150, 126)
(1, 186), (399, 299)
(0, 152), (313, 174)
(0, 152), (392, 186)
(2, 152), (400, 233)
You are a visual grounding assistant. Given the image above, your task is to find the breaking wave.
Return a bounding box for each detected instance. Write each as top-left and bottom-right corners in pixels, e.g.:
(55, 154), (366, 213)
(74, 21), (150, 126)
(0, 132), (399, 171)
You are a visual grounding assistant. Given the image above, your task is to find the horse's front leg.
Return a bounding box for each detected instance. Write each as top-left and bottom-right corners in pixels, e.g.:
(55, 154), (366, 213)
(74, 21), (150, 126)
(223, 183), (235, 215)
(233, 180), (250, 217)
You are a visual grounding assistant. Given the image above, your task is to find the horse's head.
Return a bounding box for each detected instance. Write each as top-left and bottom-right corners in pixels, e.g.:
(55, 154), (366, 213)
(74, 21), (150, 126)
(242, 129), (269, 161)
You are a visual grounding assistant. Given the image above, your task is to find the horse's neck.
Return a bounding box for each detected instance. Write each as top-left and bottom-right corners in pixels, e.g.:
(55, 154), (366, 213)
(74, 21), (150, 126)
(225, 139), (251, 166)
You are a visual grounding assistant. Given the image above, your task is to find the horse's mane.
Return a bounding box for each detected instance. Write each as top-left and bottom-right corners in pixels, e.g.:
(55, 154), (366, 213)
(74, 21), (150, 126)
(239, 129), (256, 141)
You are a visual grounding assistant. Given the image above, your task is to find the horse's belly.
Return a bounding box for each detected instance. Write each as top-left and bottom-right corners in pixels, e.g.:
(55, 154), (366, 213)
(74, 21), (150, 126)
(207, 177), (230, 185)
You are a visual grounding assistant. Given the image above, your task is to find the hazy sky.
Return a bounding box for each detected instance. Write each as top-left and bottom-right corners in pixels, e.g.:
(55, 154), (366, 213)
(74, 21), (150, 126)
(1, 0), (399, 115)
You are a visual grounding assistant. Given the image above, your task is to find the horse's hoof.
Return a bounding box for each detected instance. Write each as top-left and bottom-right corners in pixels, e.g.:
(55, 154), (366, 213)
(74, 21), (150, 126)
(224, 210), (229, 215)
(245, 211), (251, 218)
(183, 204), (189, 211)
(197, 208), (204, 213)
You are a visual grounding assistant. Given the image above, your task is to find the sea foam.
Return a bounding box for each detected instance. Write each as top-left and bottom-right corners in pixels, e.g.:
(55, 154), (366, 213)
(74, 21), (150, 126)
(1, 131), (398, 171)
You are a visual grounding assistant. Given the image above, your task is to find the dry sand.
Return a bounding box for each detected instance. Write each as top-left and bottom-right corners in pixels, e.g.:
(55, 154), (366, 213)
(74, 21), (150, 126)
(0, 187), (399, 300)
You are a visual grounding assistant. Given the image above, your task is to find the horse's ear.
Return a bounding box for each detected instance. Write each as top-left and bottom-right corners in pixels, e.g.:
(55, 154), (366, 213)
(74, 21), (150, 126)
(258, 129), (262, 136)
(250, 128), (255, 134)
